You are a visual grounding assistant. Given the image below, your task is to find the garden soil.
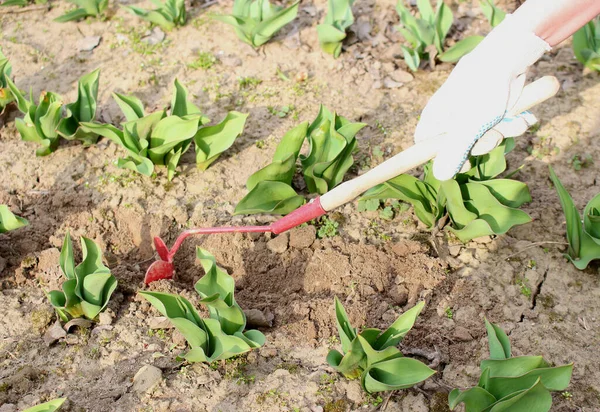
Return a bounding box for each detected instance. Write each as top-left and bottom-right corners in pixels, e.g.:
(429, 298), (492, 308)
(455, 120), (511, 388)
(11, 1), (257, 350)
(1, 0), (599, 410)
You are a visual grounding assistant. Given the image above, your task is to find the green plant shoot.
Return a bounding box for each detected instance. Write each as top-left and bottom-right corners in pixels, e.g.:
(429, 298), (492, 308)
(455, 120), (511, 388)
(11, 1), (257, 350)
(317, 0), (355, 58)
(361, 139), (532, 242)
(81, 79), (247, 180)
(57, 69), (100, 146)
(439, 0), (505, 63)
(235, 106), (365, 215)
(123, 0), (186, 31)
(213, 0), (300, 48)
(235, 122), (307, 215)
(572, 17), (600, 72)
(7, 77), (63, 156)
(395, 0), (454, 71)
(549, 166), (600, 269)
(47, 232), (117, 322)
(54, 0), (108, 22)
(301, 105), (366, 194)
(327, 297), (435, 393)
(449, 319), (573, 412)
(0, 204), (28, 233)
(139, 248), (265, 363)
(22, 398), (66, 412)
(0, 49), (14, 112)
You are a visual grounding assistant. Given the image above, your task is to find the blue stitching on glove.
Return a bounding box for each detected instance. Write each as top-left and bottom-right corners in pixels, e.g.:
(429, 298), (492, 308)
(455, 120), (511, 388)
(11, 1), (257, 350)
(454, 113), (504, 175)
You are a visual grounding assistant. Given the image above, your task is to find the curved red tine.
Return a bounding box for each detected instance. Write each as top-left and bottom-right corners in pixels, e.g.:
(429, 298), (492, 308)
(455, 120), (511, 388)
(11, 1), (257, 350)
(153, 237), (170, 262)
(144, 260), (175, 284)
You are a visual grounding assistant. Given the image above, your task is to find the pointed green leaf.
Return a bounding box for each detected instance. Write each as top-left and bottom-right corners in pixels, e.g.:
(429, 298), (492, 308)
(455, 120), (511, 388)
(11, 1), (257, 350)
(485, 319), (511, 359)
(195, 111), (247, 170)
(234, 180), (305, 215)
(362, 357), (435, 393)
(0, 204), (28, 233)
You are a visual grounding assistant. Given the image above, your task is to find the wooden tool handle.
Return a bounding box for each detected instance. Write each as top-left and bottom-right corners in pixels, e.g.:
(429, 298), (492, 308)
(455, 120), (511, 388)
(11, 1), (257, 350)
(319, 76), (560, 212)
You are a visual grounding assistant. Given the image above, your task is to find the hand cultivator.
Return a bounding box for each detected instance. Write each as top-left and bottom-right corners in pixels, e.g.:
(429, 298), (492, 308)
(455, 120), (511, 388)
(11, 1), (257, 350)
(145, 76), (560, 284)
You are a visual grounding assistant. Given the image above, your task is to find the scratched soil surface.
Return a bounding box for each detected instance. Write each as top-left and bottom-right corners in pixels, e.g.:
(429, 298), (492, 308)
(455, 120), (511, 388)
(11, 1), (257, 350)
(1, 0), (600, 411)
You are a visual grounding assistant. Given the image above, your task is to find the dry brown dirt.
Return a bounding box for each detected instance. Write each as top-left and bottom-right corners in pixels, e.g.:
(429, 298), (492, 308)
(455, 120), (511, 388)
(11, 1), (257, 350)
(0, 0), (599, 411)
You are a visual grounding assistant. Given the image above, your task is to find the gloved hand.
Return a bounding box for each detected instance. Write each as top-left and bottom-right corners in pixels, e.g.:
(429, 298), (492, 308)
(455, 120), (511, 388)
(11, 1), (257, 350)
(414, 14), (551, 181)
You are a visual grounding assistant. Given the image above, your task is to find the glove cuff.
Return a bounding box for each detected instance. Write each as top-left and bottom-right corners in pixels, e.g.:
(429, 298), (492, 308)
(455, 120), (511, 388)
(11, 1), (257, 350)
(466, 14), (551, 76)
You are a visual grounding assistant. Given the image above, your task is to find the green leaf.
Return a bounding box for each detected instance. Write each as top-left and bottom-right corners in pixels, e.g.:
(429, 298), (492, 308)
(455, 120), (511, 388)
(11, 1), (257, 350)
(59, 231), (76, 280)
(548, 165), (600, 268)
(54, 7), (92, 22)
(253, 1), (300, 47)
(362, 357), (435, 393)
(171, 78), (201, 117)
(333, 296), (357, 352)
(374, 301), (425, 350)
(583, 193), (600, 239)
(194, 247), (245, 335)
(234, 181), (305, 215)
(195, 111), (247, 170)
(448, 387), (496, 411)
(480, 356), (547, 378)
(434, 0), (453, 54)
(479, 0), (505, 27)
(246, 121), (307, 190)
(485, 319), (511, 359)
(0, 204), (28, 233)
(113, 92), (145, 122)
(487, 378), (552, 412)
(485, 364), (573, 400)
(439, 36), (484, 62)
(57, 69), (100, 144)
(476, 179), (531, 208)
(22, 398), (67, 412)
(317, 23), (347, 58)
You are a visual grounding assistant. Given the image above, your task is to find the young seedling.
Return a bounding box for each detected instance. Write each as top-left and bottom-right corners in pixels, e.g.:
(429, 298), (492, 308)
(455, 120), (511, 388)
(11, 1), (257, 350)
(123, 0), (186, 31)
(1, 0), (45, 6)
(301, 105), (366, 195)
(449, 319), (573, 411)
(0, 49), (14, 112)
(57, 69), (100, 146)
(572, 16), (600, 72)
(327, 298), (435, 393)
(54, 0), (108, 22)
(7, 77), (63, 156)
(139, 248), (265, 363)
(439, 0), (505, 63)
(47, 232), (117, 322)
(81, 79), (247, 180)
(0, 204), (28, 233)
(22, 398), (66, 412)
(235, 106), (365, 215)
(361, 138), (532, 242)
(395, 0), (453, 70)
(317, 0), (355, 58)
(549, 166), (600, 269)
(235, 122), (307, 215)
(213, 0), (300, 48)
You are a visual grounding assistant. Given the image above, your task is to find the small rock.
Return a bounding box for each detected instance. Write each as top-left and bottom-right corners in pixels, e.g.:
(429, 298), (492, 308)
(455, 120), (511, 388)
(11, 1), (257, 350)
(98, 311), (113, 326)
(142, 27), (165, 45)
(401, 392), (428, 412)
(219, 54), (242, 67)
(64, 334), (79, 345)
(453, 326), (473, 342)
(245, 308), (274, 328)
(389, 284), (409, 306)
(372, 80), (382, 89)
(260, 347), (277, 358)
(64, 318), (93, 332)
(303, 5), (317, 16)
(77, 36), (101, 52)
(473, 235), (492, 244)
(148, 316), (174, 329)
(267, 232), (288, 254)
(0, 404), (16, 412)
(343, 381), (363, 403)
(133, 365), (162, 393)
(448, 245), (462, 257)
(43, 320), (67, 346)
(172, 330), (187, 347)
(289, 225), (316, 249)
(383, 77), (404, 88)
(389, 69), (414, 83)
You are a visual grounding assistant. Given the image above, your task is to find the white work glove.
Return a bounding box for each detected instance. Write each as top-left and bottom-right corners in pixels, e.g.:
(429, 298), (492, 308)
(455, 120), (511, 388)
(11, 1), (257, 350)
(415, 14), (551, 181)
